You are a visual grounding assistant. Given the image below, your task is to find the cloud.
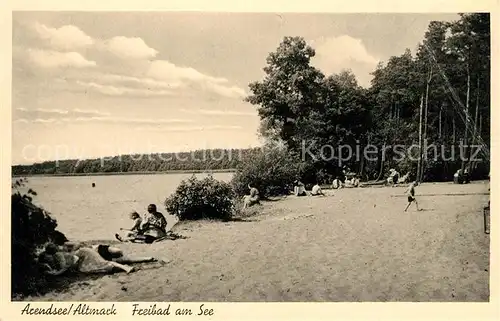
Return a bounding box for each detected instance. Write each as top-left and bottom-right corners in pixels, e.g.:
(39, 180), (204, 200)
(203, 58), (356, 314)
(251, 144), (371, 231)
(204, 83), (247, 99)
(17, 107), (68, 114)
(180, 108), (256, 116)
(14, 116), (192, 125)
(314, 35), (379, 66)
(72, 108), (111, 116)
(148, 60), (226, 84)
(147, 60), (246, 98)
(103, 36), (158, 59)
(16, 107), (110, 117)
(33, 22), (94, 50)
(312, 35), (379, 87)
(28, 49), (96, 68)
(135, 125), (243, 132)
(76, 80), (173, 97)
(99, 74), (182, 90)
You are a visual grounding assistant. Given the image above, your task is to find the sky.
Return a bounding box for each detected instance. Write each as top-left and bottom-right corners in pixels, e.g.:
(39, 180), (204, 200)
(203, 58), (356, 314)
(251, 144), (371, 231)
(12, 12), (460, 165)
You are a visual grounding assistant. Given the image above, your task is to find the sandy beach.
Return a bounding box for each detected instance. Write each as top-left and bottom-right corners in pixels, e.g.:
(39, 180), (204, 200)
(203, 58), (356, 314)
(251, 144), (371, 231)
(25, 181), (489, 302)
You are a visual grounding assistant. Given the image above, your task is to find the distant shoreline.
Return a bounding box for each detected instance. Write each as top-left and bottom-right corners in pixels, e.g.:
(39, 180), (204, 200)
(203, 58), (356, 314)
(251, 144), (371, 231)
(11, 169), (237, 178)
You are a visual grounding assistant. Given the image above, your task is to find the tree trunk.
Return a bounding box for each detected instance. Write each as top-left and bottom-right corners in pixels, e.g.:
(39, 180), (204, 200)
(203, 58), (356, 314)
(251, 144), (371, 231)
(452, 116), (456, 144)
(359, 142), (365, 177)
(439, 104), (442, 140)
(375, 147), (385, 182)
(417, 94), (424, 182)
(421, 66), (433, 182)
(473, 112), (483, 170)
(469, 77), (480, 167)
(461, 65), (471, 172)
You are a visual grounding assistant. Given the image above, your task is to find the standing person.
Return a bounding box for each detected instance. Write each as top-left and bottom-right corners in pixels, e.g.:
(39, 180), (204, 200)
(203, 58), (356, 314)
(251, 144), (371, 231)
(404, 181), (420, 212)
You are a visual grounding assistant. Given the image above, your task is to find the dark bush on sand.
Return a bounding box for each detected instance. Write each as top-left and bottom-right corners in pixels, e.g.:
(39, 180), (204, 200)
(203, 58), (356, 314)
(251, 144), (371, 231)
(165, 175), (235, 221)
(11, 180), (67, 297)
(231, 146), (303, 198)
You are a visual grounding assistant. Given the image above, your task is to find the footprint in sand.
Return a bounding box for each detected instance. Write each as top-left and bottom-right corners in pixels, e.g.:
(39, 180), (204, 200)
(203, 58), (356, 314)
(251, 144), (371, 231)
(269, 214), (315, 221)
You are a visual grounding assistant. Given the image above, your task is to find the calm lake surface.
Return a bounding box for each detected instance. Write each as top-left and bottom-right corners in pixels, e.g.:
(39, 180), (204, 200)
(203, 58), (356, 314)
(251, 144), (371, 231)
(20, 173), (233, 241)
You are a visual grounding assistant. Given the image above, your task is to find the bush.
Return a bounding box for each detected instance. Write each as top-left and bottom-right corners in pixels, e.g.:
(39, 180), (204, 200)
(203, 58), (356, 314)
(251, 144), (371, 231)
(164, 175), (235, 221)
(11, 180), (67, 297)
(231, 146), (303, 198)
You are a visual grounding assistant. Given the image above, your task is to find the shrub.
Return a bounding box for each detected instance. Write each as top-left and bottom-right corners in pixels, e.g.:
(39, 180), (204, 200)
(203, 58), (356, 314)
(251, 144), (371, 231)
(165, 175), (235, 221)
(231, 146), (303, 198)
(11, 180), (67, 297)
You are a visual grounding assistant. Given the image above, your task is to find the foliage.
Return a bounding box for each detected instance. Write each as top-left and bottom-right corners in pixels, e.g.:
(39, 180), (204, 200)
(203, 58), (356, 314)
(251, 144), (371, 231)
(11, 179), (67, 297)
(164, 175), (235, 221)
(247, 36), (372, 179)
(231, 145), (306, 198)
(246, 36), (326, 152)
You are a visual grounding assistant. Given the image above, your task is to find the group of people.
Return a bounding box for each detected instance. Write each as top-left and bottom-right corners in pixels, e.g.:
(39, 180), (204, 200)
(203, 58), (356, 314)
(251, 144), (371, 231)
(38, 239), (163, 277)
(241, 174), (422, 213)
(385, 169), (411, 186)
(293, 180), (325, 196)
(37, 203), (178, 278)
(331, 176), (361, 189)
(115, 204), (172, 244)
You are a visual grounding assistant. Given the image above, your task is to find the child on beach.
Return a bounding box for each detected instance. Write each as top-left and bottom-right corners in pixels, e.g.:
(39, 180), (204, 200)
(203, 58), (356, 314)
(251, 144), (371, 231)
(311, 183), (324, 196)
(243, 184), (260, 209)
(116, 211), (143, 241)
(404, 181), (420, 212)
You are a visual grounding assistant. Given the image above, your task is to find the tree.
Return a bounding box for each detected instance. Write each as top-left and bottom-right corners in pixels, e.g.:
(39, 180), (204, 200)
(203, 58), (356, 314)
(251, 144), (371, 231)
(246, 36), (325, 152)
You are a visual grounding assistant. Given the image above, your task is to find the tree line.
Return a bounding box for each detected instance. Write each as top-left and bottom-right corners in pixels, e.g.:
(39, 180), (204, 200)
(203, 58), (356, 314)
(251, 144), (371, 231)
(12, 148), (260, 176)
(246, 13), (490, 183)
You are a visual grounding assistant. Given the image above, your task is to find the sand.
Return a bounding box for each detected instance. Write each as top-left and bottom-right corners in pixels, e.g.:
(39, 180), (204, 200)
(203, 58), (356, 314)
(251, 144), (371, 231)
(26, 181), (489, 302)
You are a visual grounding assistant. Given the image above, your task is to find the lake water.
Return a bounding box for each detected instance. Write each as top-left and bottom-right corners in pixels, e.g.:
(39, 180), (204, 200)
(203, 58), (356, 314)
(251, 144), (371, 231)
(18, 173), (234, 241)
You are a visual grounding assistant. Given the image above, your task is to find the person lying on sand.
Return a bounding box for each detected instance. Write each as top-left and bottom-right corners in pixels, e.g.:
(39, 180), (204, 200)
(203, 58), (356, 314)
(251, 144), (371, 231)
(310, 183), (324, 196)
(243, 184), (260, 209)
(38, 243), (161, 276)
(404, 181), (420, 212)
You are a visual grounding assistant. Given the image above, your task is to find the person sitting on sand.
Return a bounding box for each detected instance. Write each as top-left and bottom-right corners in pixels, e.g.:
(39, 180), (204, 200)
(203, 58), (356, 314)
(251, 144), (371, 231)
(114, 211), (143, 242)
(311, 183), (324, 196)
(352, 175), (360, 187)
(294, 180), (307, 196)
(243, 184), (260, 209)
(39, 242), (160, 276)
(404, 181), (420, 212)
(142, 204), (167, 233)
(398, 172), (410, 184)
(117, 204), (168, 244)
(331, 177), (343, 190)
(387, 169), (400, 186)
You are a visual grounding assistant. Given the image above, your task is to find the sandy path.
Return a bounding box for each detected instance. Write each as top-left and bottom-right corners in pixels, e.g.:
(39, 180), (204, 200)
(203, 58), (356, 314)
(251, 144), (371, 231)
(31, 181), (489, 302)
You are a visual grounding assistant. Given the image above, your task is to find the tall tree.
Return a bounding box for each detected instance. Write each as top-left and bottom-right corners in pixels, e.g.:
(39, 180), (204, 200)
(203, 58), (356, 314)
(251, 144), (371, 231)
(246, 36), (325, 153)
